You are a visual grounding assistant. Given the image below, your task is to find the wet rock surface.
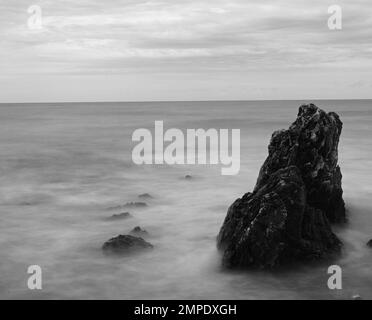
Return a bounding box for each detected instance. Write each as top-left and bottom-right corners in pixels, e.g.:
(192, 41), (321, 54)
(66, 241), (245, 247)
(217, 104), (345, 269)
(102, 235), (153, 254)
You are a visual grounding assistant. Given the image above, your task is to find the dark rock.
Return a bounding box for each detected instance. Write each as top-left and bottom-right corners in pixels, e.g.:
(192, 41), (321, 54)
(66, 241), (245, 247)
(255, 104), (345, 223)
(367, 239), (372, 247)
(138, 193), (153, 199)
(107, 202), (147, 210)
(102, 235), (153, 254)
(19, 202), (33, 206)
(130, 226), (148, 235)
(185, 175), (192, 180)
(124, 202), (147, 208)
(218, 166), (341, 268)
(217, 104), (345, 269)
(105, 212), (131, 220)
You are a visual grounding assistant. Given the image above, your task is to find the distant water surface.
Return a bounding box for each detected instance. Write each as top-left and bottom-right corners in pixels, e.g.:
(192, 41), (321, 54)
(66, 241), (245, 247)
(0, 100), (371, 299)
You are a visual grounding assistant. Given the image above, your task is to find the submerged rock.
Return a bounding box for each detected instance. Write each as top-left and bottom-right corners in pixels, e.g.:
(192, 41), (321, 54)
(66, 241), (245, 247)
(367, 239), (372, 247)
(217, 104), (345, 269)
(123, 202), (147, 208)
(102, 235), (153, 254)
(107, 202), (147, 210)
(105, 212), (131, 220)
(19, 202), (33, 206)
(184, 175), (192, 180)
(138, 193), (153, 199)
(130, 226), (148, 235)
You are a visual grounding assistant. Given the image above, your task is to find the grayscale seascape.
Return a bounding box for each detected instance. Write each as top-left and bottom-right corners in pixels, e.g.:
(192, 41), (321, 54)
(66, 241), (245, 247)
(0, 100), (371, 299)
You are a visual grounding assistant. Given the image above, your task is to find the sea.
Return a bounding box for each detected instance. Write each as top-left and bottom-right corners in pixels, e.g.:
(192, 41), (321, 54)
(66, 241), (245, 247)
(0, 100), (371, 299)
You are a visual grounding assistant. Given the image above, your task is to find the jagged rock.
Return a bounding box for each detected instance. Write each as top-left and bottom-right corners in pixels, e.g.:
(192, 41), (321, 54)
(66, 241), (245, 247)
(130, 226), (148, 235)
(102, 235), (153, 254)
(105, 212), (131, 220)
(138, 193), (153, 199)
(367, 239), (372, 247)
(217, 104), (345, 269)
(255, 104), (345, 223)
(217, 166), (341, 268)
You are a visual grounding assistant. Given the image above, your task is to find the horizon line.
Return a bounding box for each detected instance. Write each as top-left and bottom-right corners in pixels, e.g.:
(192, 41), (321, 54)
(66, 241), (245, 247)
(1, 98), (372, 105)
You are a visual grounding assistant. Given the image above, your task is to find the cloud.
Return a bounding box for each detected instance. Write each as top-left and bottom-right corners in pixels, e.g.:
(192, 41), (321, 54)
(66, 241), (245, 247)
(0, 0), (371, 101)
(1, 0), (371, 70)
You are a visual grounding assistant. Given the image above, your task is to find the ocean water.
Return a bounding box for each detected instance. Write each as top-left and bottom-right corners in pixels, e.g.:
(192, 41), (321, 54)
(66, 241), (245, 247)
(0, 100), (371, 300)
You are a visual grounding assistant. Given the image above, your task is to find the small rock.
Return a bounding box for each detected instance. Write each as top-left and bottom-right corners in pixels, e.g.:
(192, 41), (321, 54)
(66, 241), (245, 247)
(107, 202), (147, 210)
(19, 202), (33, 206)
(367, 239), (372, 247)
(138, 193), (153, 199)
(352, 295), (363, 300)
(102, 235), (153, 254)
(185, 175), (192, 180)
(130, 226), (148, 235)
(123, 202), (147, 208)
(106, 212), (131, 220)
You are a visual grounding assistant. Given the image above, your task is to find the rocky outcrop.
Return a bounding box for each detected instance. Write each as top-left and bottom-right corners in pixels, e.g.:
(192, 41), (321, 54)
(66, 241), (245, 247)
(255, 104), (345, 223)
(102, 235), (153, 254)
(217, 104), (345, 269)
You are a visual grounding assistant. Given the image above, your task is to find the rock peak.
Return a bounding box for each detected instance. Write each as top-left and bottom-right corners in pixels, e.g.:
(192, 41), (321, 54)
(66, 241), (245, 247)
(255, 104), (345, 223)
(299, 103), (320, 115)
(217, 103), (345, 269)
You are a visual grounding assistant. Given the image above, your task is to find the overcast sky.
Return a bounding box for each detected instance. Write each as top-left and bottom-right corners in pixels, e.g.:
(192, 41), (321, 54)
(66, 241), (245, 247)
(0, 0), (371, 102)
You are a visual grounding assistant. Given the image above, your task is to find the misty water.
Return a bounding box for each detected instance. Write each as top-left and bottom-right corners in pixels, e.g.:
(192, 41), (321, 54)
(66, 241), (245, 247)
(0, 100), (371, 299)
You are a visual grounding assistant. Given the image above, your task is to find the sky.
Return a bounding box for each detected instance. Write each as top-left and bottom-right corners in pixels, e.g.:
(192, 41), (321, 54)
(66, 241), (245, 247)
(0, 0), (371, 102)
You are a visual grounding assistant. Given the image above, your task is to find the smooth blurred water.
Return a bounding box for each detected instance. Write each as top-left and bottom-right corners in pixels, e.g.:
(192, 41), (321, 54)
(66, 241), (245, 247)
(0, 100), (371, 299)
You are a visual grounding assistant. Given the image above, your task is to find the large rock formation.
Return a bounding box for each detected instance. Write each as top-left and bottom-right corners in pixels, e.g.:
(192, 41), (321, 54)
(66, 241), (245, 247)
(217, 104), (345, 269)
